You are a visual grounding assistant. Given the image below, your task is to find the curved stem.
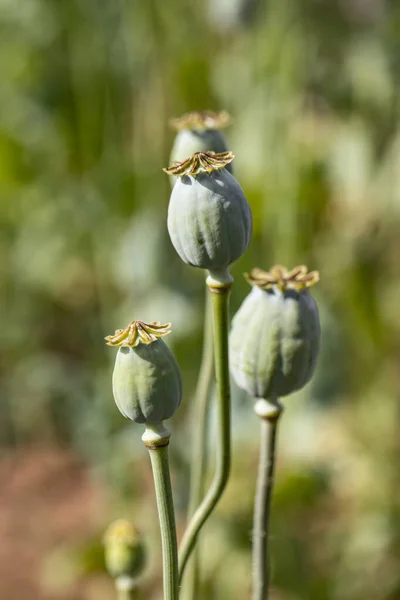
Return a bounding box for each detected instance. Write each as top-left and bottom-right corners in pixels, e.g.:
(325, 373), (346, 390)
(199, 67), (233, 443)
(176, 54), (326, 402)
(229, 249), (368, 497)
(252, 401), (282, 600)
(187, 290), (214, 518)
(144, 428), (179, 600)
(183, 290), (214, 600)
(179, 281), (232, 583)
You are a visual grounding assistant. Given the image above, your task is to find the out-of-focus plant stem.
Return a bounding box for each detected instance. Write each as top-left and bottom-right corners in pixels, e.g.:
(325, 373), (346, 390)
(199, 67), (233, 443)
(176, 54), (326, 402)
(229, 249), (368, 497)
(179, 278), (232, 583)
(116, 585), (136, 600)
(183, 290), (214, 600)
(252, 400), (283, 600)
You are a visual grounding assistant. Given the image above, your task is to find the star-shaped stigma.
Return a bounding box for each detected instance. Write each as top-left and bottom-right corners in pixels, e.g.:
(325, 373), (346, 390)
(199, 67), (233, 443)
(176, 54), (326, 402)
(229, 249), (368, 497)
(245, 265), (320, 292)
(105, 320), (172, 348)
(169, 110), (231, 131)
(163, 151), (234, 177)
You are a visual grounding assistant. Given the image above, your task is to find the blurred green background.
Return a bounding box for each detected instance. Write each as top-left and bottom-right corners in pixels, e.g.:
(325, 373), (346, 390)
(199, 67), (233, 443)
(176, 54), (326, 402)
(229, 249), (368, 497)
(1, 0), (400, 598)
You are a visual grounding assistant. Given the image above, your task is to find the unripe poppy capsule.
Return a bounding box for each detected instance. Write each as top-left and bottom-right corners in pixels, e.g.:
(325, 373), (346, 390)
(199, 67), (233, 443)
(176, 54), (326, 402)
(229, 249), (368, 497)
(164, 151), (252, 282)
(229, 266), (321, 399)
(106, 320), (182, 424)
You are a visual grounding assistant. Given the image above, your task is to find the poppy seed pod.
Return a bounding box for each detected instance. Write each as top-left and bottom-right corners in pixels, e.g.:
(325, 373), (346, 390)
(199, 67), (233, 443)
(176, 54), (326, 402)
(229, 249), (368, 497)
(104, 519), (146, 581)
(230, 266), (321, 399)
(164, 151), (252, 282)
(169, 111), (232, 181)
(106, 321), (182, 424)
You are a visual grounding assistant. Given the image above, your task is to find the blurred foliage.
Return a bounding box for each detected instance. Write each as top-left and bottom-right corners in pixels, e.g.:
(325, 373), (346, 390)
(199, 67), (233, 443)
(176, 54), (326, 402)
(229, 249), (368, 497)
(1, 0), (400, 598)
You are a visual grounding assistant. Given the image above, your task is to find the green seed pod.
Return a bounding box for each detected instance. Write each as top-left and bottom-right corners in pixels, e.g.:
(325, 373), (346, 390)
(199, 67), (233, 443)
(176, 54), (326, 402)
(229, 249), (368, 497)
(164, 151), (252, 281)
(106, 320), (182, 424)
(230, 266), (321, 399)
(169, 111), (233, 180)
(104, 519), (146, 580)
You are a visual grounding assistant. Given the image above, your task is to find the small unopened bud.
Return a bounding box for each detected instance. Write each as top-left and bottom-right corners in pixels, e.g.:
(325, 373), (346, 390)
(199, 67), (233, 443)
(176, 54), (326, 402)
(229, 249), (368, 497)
(104, 519), (146, 581)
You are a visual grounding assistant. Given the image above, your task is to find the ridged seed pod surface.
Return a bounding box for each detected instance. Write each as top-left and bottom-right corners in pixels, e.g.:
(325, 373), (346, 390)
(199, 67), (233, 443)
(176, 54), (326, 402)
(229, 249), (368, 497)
(229, 285), (320, 398)
(167, 168), (252, 272)
(112, 339), (182, 423)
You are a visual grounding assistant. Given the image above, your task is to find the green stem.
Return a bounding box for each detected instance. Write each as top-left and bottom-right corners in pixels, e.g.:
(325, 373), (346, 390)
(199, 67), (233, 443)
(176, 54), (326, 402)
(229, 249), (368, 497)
(188, 290), (214, 518)
(179, 280), (232, 583)
(115, 575), (137, 600)
(143, 425), (179, 600)
(183, 290), (214, 600)
(116, 585), (136, 600)
(252, 400), (283, 600)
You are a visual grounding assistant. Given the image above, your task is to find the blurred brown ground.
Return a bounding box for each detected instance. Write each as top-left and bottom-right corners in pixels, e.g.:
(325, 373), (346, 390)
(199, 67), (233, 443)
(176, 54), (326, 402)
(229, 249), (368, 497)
(0, 447), (107, 600)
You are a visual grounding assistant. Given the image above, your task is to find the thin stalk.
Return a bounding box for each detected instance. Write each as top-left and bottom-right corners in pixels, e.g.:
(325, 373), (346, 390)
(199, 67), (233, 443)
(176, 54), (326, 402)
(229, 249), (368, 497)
(252, 401), (282, 600)
(179, 281), (232, 583)
(188, 290), (214, 518)
(144, 429), (179, 600)
(183, 290), (214, 600)
(116, 585), (136, 600)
